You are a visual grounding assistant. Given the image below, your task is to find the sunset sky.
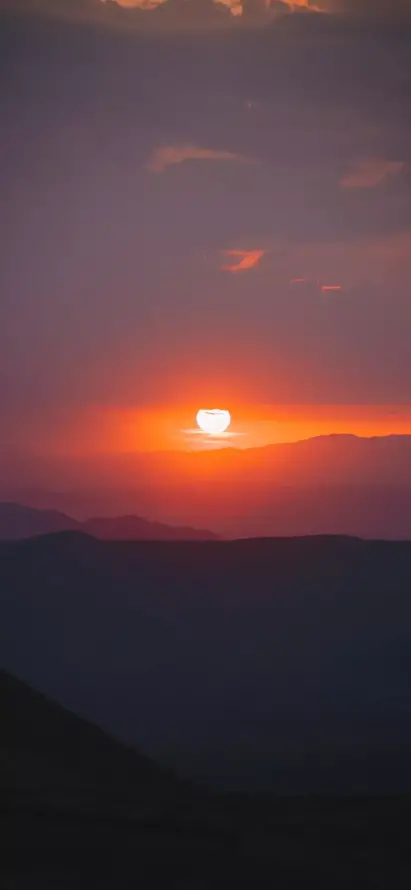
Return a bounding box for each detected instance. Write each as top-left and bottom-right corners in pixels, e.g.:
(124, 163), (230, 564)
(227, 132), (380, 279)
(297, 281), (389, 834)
(1, 0), (411, 460)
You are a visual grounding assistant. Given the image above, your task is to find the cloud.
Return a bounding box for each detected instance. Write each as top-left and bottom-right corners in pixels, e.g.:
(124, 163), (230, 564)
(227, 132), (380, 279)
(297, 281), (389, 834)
(99, 0), (168, 8)
(4, 0), (411, 29)
(99, 0), (323, 18)
(146, 144), (255, 173)
(220, 249), (265, 272)
(0, 0), (327, 30)
(341, 159), (405, 189)
(214, 0), (243, 16)
(290, 278), (342, 292)
(265, 232), (411, 292)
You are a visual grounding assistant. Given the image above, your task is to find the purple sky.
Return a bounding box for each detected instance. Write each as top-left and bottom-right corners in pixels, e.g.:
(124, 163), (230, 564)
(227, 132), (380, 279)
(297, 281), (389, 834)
(1, 0), (411, 457)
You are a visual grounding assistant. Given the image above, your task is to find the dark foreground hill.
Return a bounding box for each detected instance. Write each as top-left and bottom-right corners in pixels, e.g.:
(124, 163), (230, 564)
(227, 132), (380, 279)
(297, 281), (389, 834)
(3, 668), (411, 889)
(2, 533), (411, 797)
(0, 501), (219, 541)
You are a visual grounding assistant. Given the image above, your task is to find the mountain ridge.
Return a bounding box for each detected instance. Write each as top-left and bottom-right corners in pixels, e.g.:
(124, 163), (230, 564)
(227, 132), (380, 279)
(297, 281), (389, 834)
(0, 501), (219, 542)
(2, 433), (411, 540)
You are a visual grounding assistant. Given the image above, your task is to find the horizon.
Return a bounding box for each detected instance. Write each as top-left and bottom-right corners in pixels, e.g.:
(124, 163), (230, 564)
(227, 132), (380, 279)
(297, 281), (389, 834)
(2, 404), (411, 461)
(2, 432), (411, 538)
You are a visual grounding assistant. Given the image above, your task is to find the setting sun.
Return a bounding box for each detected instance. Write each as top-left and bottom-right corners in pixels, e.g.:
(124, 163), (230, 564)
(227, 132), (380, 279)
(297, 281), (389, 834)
(196, 409), (231, 435)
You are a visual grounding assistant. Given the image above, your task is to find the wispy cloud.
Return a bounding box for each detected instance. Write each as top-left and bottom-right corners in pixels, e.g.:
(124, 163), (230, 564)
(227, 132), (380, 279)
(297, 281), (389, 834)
(340, 158), (404, 189)
(7, 0), (411, 31)
(100, 0), (168, 8)
(100, 0), (323, 17)
(278, 232), (411, 293)
(220, 249), (265, 272)
(290, 277), (342, 292)
(146, 144), (255, 173)
(214, 0), (243, 15)
(8, 0), (327, 31)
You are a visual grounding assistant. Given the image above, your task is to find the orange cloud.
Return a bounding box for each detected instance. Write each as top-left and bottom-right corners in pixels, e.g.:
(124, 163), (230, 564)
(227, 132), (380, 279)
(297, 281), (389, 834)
(220, 249), (265, 272)
(146, 144), (255, 173)
(100, 0), (168, 7)
(270, 231), (411, 293)
(102, 0), (321, 12)
(340, 158), (404, 189)
(97, 0), (326, 25)
(215, 0), (244, 14)
(276, 0), (322, 8)
(290, 278), (342, 292)
(5, 0), (327, 30)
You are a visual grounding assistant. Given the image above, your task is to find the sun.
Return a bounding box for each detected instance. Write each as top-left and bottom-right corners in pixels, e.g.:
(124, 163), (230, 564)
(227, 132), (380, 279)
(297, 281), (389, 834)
(196, 409), (231, 435)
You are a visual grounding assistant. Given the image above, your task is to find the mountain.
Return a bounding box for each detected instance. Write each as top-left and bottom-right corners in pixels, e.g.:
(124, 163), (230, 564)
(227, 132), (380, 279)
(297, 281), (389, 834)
(0, 501), (218, 541)
(2, 435), (411, 539)
(2, 532), (411, 797)
(1, 666), (183, 810)
(0, 668), (231, 889)
(0, 501), (78, 539)
(4, 668), (411, 889)
(82, 514), (220, 541)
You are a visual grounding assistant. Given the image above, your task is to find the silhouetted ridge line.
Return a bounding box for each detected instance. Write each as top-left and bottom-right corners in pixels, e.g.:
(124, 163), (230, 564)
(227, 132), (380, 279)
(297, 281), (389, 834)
(0, 501), (219, 542)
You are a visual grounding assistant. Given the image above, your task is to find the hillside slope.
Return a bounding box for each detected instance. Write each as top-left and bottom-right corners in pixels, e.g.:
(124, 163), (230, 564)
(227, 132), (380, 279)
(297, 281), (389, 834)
(2, 533), (411, 795)
(3, 668), (411, 889)
(0, 501), (218, 541)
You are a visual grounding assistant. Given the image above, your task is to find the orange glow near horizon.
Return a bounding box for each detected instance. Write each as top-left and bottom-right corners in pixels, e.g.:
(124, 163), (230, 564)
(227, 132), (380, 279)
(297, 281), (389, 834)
(22, 403), (411, 457)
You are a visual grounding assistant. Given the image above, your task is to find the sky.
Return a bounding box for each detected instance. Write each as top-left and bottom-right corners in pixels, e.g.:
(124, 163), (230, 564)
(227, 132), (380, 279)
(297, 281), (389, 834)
(1, 0), (411, 457)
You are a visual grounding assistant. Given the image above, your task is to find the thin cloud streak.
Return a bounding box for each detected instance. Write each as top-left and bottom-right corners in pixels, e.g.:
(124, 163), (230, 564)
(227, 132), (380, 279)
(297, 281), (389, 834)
(340, 159), (404, 189)
(290, 278), (342, 292)
(100, 0), (167, 7)
(220, 249), (265, 272)
(146, 144), (256, 173)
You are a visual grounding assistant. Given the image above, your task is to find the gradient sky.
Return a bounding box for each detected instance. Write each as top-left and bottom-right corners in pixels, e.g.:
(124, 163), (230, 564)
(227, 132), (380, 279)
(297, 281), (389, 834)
(1, 0), (411, 456)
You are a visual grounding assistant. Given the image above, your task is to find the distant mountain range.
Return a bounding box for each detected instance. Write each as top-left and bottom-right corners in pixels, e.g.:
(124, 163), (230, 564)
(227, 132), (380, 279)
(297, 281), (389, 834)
(1, 434), (410, 539)
(0, 501), (219, 541)
(2, 532), (411, 796)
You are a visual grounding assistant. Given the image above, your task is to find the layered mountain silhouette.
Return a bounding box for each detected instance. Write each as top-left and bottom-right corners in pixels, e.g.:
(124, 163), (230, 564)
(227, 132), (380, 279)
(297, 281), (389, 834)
(4, 667), (411, 889)
(0, 501), (219, 541)
(2, 435), (411, 539)
(2, 532), (411, 797)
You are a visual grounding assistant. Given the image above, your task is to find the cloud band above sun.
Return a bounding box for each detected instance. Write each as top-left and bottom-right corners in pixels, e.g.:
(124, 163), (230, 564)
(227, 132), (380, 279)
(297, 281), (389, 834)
(4, 0), (328, 31)
(100, 0), (322, 17)
(6, 0), (411, 31)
